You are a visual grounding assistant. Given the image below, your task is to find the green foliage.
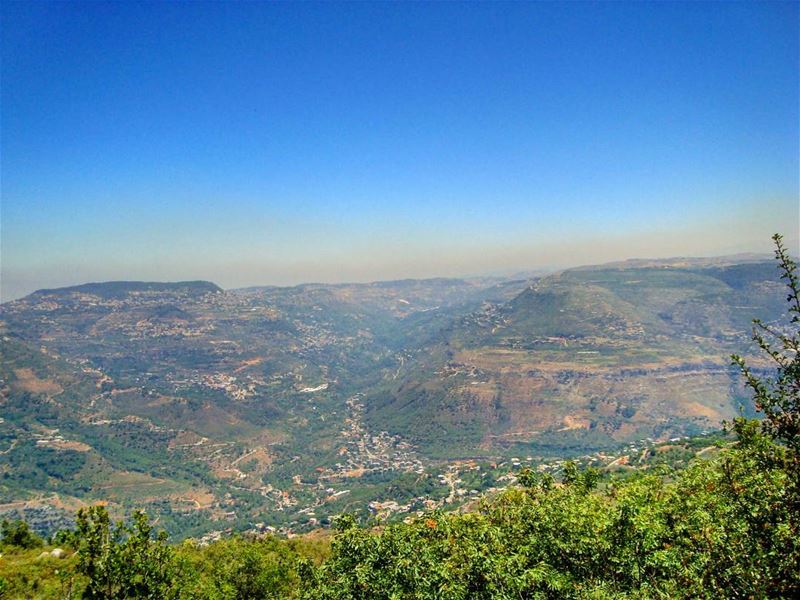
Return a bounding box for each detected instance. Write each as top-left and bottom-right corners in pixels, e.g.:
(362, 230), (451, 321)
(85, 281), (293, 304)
(516, 468), (553, 491)
(3, 436), (798, 599)
(562, 461), (599, 491)
(1, 519), (43, 549)
(75, 506), (178, 599)
(301, 438), (797, 598)
(51, 527), (80, 549)
(0, 544), (82, 600)
(181, 536), (300, 599)
(732, 233), (800, 450)
(0, 508), (324, 599)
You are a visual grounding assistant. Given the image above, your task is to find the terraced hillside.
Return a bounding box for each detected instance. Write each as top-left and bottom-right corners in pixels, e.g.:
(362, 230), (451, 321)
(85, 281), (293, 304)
(0, 259), (786, 537)
(0, 278), (527, 536)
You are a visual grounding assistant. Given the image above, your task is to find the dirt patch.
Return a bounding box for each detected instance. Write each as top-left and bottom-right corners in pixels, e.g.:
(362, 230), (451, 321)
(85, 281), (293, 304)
(94, 475), (167, 490)
(561, 414), (590, 430)
(212, 465), (244, 480)
(12, 368), (62, 395)
(339, 468), (367, 478)
(172, 489), (216, 509)
(458, 382), (497, 405)
(681, 401), (721, 420)
(232, 446), (274, 470)
(147, 394), (178, 408)
(234, 357), (264, 373)
(245, 429), (289, 445)
(169, 430), (207, 449)
(42, 440), (92, 452)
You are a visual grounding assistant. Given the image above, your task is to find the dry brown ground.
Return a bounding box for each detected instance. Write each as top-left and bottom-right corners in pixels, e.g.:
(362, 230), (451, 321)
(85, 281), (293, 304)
(12, 368), (62, 395)
(45, 440), (92, 452)
(234, 357), (264, 373)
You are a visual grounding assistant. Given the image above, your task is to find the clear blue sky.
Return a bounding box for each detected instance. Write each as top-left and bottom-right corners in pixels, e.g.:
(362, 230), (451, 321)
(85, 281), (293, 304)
(2, 1), (798, 300)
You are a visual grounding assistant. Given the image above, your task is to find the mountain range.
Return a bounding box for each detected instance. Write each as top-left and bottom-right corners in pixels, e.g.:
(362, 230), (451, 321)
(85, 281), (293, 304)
(0, 255), (785, 537)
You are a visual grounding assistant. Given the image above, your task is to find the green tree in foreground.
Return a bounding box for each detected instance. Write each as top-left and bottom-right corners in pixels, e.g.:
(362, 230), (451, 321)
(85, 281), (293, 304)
(732, 233), (800, 450)
(194, 536), (299, 599)
(727, 232), (800, 595)
(75, 506), (178, 600)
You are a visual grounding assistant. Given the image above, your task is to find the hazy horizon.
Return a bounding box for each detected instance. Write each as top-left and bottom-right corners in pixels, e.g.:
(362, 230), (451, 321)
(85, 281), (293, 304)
(2, 2), (798, 301)
(1, 242), (787, 302)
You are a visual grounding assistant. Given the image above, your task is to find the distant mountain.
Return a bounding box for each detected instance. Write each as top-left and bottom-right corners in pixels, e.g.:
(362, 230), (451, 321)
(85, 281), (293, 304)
(569, 253), (774, 271)
(29, 280), (222, 299)
(0, 275), (531, 536)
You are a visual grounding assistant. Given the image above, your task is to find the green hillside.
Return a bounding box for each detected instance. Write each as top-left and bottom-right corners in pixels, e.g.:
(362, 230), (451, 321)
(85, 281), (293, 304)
(2, 424), (796, 599)
(0, 258), (789, 539)
(364, 261), (784, 456)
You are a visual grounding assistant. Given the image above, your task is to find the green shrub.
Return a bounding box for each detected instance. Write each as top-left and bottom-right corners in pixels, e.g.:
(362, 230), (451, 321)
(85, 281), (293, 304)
(0, 519), (43, 549)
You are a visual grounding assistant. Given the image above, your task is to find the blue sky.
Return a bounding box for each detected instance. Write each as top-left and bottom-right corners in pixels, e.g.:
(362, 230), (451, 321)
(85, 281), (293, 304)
(1, 1), (798, 300)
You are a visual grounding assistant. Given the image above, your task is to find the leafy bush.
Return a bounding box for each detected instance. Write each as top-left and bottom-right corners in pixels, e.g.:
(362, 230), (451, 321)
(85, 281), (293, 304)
(181, 536), (301, 599)
(0, 519), (43, 549)
(75, 506), (178, 599)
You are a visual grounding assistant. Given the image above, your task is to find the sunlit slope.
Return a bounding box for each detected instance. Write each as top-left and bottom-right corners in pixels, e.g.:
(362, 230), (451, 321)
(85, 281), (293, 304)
(365, 262), (783, 456)
(0, 333), (205, 513)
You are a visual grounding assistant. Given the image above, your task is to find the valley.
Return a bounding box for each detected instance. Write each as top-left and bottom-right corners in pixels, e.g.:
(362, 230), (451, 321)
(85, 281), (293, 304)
(0, 257), (785, 539)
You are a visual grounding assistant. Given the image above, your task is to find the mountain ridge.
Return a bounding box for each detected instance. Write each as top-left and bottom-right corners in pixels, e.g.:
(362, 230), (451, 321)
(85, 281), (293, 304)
(28, 280), (222, 299)
(12, 252), (785, 303)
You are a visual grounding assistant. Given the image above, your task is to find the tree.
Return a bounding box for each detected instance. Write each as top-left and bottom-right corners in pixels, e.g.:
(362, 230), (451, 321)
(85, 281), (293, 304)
(75, 506), (179, 600)
(727, 232), (800, 595)
(732, 233), (800, 450)
(0, 519), (43, 549)
(200, 536), (299, 599)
